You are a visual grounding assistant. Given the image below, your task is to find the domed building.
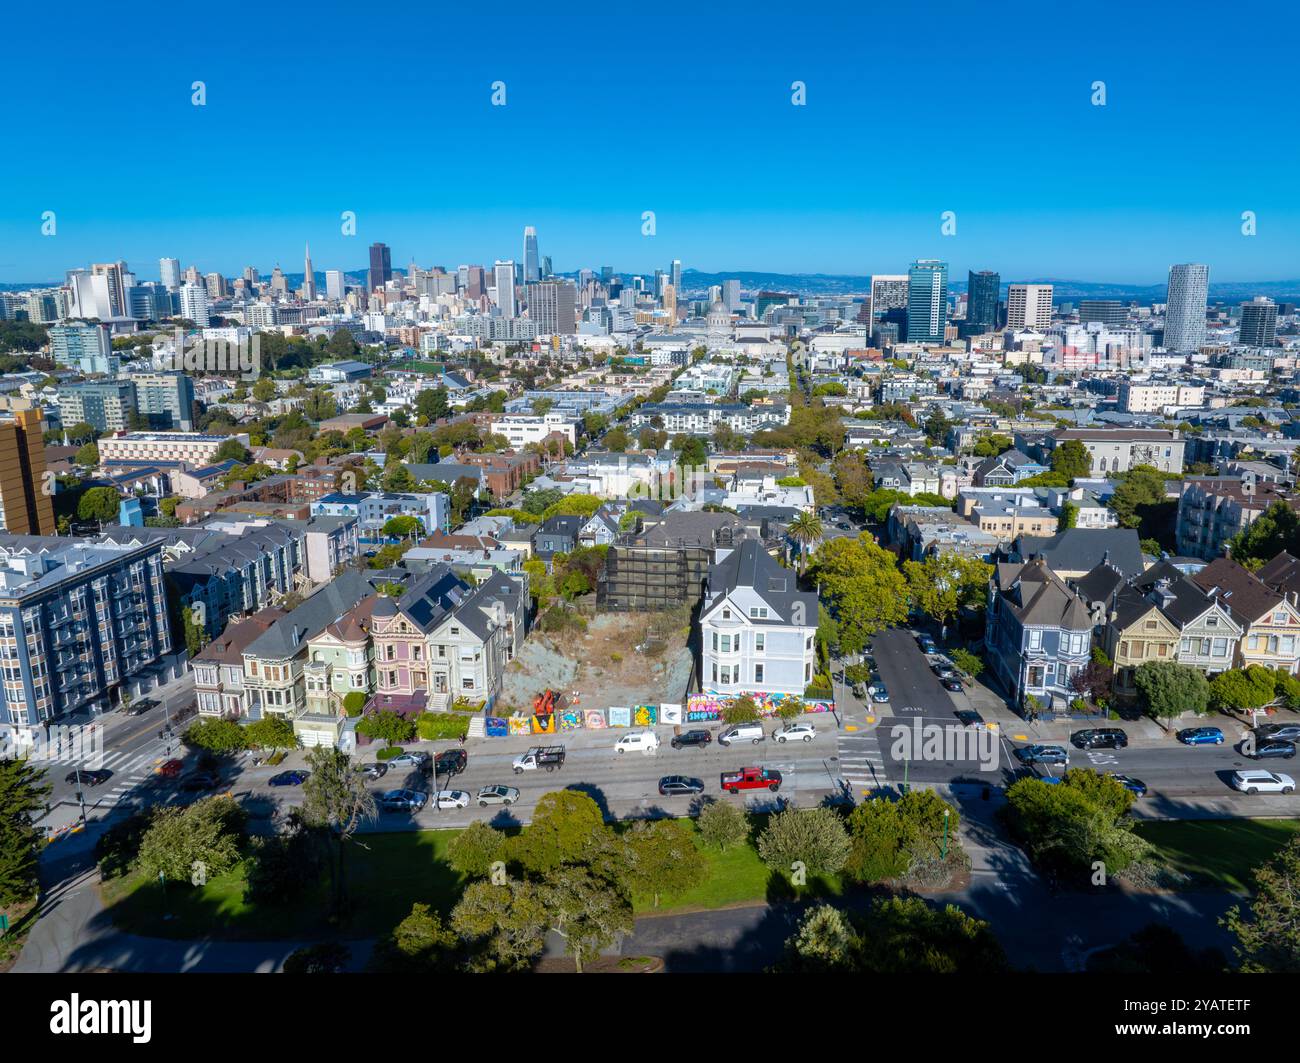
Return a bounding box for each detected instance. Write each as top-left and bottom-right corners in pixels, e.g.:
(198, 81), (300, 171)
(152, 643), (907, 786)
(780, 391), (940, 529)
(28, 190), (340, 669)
(706, 299), (731, 332)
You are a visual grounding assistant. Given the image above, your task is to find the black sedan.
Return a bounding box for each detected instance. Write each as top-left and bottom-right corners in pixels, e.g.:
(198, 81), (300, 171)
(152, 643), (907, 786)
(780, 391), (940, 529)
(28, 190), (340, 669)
(65, 769), (112, 787)
(433, 749), (468, 777)
(671, 729), (713, 750)
(1247, 738), (1297, 761)
(124, 698), (159, 716)
(658, 776), (705, 797)
(180, 772), (221, 792)
(941, 677), (964, 692)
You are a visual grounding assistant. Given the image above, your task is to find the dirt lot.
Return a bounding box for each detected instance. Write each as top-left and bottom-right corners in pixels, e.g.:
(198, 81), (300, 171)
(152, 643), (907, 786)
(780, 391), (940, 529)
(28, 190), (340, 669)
(500, 609), (695, 714)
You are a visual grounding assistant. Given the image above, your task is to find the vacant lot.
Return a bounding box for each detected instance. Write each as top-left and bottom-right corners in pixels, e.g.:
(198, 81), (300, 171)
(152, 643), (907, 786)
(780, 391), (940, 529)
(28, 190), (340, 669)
(501, 608), (694, 714)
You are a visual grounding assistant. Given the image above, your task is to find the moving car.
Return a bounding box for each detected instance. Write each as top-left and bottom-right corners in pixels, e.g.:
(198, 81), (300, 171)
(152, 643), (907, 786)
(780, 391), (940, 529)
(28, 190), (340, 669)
(512, 745), (565, 773)
(1247, 738), (1297, 760)
(1014, 744), (1070, 766)
(871, 686), (890, 704)
(615, 729), (661, 754)
(268, 770), (310, 787)
(658, 775), (705, 796)
(65, 769), (112, 787)
(720, 766), (782, 793)
(1107, 773), (1148, 797)
(1177, 726), (1225, 746)
(156, 759), (184, 778)
(180, 772), (221, 792)
(1071, 728), (1129, 750)
(718, 722), (765, 747)
(379, 788), (428, 811)
(1256, 723), (1300, 743)
(433, 749), (468, 776)
(354, 762), (388, 780)
(1231, 770), (1296, 795)
(432, 789), (471, 810)
(476, 785), (519, 806)
(387, 750), (431, 769)
(124, 698), (159, 716)
(670, 729), (713, 750)
(773, 722), (817, 743)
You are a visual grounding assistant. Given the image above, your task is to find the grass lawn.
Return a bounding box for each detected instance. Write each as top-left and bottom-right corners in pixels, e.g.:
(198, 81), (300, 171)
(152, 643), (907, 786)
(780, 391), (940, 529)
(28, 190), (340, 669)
(103, 816), (853, 941)
(1134, 818), (1300, 892)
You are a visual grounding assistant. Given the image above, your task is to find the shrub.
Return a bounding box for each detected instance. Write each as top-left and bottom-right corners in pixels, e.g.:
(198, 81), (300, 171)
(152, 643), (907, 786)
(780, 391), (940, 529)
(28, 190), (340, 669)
(184, 717), (249, 754)
(696, 800), (750, 851)
(757, 806), (851, 878)
(357, 709), (416, 745)
(721, 696), (760, 724)
(342, 691), (368, 717)
(949, 648), (983, 678)
(804, 673), (833, 699)
(416, 712), (470, 741)
(447, 822), (506, 877)
(376, 746), (404, 761)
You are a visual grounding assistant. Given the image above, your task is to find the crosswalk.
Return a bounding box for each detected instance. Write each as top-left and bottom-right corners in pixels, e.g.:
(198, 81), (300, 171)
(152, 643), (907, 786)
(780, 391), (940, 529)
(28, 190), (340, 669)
(837, 728), (889, 795)
(71, 743), (172, 809)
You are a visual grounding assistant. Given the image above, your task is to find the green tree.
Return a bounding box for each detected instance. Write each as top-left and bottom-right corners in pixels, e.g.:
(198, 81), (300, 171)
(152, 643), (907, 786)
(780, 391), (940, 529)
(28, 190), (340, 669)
(356, 710), (416, 746)
(183, 717), (249, 754)
(603, 427), (630, 453)
(300, 747), (377, 914)
(1221, 836), (1300, 973)
(902, 554), (992, 627)
(369, 902), (459, 972)
(447, 821), (506, 877)
(721, 695), (760, 725)
(245, 716), (296, 752)
(856, 897), (1007, 973)
(675, 435), (708, 469)
(949, 648), (984, 678)
(1059, 500), (1079, 529)
(510, 790), (607, 875)
(1209, 666), (1278, 714)
(382, 514), (422, 540)
(696, 799), (750, 851)
(787, 511), (823, 572)
(74, 441), (99, 466)
(213, 437), (251, 464)
(252, 377), (276, 402)
(1133, 660), (1210, 724)
(77, 486), (121, 523)
(537, 864), (634, 973)
(778, 904), (858, 972)
(283, 942), (351, 974)
(382, 463), (416, 493)
(1050, 439), (1092, 480)
(450, 879), (549, 972)
(0, 758), (50, 906)
(135, 797), (248, 883)
(1108, 464), (1171, 529)
(757, 806), (852, 878)
(621, 820), (707, 908)
(808, 536), (909, 654)
(1228, 501), (1300, 567)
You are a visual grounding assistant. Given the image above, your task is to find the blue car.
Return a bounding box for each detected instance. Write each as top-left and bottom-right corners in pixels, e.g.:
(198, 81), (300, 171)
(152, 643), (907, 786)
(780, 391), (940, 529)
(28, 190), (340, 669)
(1176, 726), (1224, 746)
(268, 770), (310, 786)
(1108, 773), (1148, 797)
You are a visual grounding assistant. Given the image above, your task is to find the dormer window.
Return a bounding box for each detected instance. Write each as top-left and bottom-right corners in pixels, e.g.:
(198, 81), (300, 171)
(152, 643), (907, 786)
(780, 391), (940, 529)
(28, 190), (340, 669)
(750, 607), (768, 619)
(722, 608), (731, 619)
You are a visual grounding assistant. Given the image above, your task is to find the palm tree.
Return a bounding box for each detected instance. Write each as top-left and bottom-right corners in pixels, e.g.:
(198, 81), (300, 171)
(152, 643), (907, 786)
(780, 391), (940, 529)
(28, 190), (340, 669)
(788, 512), (823, 573)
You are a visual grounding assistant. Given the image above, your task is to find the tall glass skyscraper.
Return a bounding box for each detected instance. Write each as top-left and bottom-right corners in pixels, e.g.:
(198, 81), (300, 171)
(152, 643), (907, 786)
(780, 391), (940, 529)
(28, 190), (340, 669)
(1164, 263), (1209, 352)
(367, 242), (392, 294)
(523, 226), (540, 284)
(963, 269), (1000, 335)
(906, 260), (948, 343)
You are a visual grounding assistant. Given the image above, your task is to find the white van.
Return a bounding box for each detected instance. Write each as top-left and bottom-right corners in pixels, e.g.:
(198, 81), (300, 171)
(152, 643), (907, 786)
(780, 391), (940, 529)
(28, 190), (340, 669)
(615, 730), (661, 754)
(718, 722), (765, 746)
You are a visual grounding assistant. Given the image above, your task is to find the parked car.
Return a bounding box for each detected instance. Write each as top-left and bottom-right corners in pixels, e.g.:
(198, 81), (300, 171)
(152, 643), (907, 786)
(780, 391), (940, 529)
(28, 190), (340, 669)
(379, 788), (428, 811)
(124, 698), (159, 716)
(512, 745), (565, 773)
(720, 766), (782, 793)
(433, 749), (468, 776)
(1071, 728), (1129, 750)
(932, 663), (958, 679)
(1177, 726), (1225, 746)
(432, 789), (471, 810)
(955, 709), (984, 727)
(65, 769), (112, 787)
(1256, 723), (1300, 743)
(658, 775), (705, 796)
(1014, 744), (1070, 766)
(387, 750), (431, 769)
(354, 762), (388, 780)
(268, 770), (310, 787)
(773, 722), (817, 743)
(615, 730), (661, 754)
(1247, 738), (1297, 760)
(180, 772), (221, 792)
(1107, 773), (1148, 797)
(1231, 770), (1296, 795)
(718, 722), (765, 747)
(941, 677), (964, 692)
(156, 759), (184, 778)
(476, 785), (519, 807)
(671, 729), (713, 750)
(916, 634), (936, 654)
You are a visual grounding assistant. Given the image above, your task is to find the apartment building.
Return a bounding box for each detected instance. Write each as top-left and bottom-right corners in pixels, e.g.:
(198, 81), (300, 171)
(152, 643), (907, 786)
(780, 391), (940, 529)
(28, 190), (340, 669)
(1118, 380), (1206, 413)
(98, 431), (251, 469)
(489, 413), (579, 449)
(0, 406), (56, 535)
(1175, 477), (1295, 561)
(192, 609), (285, 718)
(1047, 428), (1185, 475)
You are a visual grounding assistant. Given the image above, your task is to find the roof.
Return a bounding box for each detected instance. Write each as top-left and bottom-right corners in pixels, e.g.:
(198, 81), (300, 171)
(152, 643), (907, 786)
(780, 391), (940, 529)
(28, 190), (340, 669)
(1256, 551), (1300, 596)
(193, 608), (286, 664)
(992, 557), (1092, 631)
(702, 539), (816, 626)
(244, 570), (374, 660)
(1015, 528), (1145, 577)
(1191, 557), (1284, 624)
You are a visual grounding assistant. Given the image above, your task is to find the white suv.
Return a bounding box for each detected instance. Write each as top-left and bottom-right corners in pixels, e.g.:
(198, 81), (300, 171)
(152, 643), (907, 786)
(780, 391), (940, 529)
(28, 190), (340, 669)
(718, 722), (765, 746)
(615, 730), (661, 754)
(1231, 770), (1296, 795)
(773, 722), (817, 743)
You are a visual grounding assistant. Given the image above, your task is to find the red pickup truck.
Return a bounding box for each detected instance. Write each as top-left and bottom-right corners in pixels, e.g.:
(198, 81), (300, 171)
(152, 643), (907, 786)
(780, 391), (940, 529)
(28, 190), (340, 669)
(720, 767), (782, 793)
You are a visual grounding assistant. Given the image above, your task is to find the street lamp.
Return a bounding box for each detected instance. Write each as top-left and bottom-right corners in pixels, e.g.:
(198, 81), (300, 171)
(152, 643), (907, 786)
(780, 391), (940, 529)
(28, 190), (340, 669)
(940, 807), (951, 860)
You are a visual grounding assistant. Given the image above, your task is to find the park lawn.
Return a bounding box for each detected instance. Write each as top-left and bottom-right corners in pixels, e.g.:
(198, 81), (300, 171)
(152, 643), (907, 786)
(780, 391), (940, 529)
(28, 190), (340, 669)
(103, 831), (468, 941)
(1133, 818), (1300, 892)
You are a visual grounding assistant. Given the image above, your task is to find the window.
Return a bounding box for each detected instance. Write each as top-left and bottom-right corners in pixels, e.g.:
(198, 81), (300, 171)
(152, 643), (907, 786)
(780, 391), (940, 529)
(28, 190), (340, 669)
(720, 666), (731, 685)
(1028, 629), (1042, 650)
(721, 634), (731, 653)
(1212, 638), (1228, 657)
(754, 664), (764, 684)
(755, 633), (765, 653)
(722, 608), (731, 619)
(712, 632), (718, 652)
(750, 607), (768, 619)
(1131, 640), (1145, 658)
(805, 662), (812, 683)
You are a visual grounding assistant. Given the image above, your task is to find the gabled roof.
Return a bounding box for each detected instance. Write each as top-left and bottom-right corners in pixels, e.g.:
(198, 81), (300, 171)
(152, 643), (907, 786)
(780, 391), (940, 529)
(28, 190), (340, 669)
(993, 557), (1093, 631)
(1257, 551), (1300, 597)
(1015, 528), (1144, 577)
(244, 570), (373, 660)
(702, 539), (816, 626)
(1191, 557), (1286, 625)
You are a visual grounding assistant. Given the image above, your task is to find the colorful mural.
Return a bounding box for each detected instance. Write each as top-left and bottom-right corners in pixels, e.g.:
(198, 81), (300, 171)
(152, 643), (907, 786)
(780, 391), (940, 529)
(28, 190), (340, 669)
(557, 708), (583, 731)
(687, 691), (831, 721)
(485, 716), (509, 737)
(483, 693), (830, 736)
(531, 713), (555, 734)
(633, 704), (657, 727)
(583, 708), (607, 729)
(608, 706), (631, 727)
(507, 715), (532, 736)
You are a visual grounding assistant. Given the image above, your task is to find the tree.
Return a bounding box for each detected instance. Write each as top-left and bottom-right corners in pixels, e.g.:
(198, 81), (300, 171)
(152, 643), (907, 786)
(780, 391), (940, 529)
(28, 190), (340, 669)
(245, 716), (296, 752)
(74, 442), (99, 466)
(244, 811), (322, 904)
(808, 536), (909, 654)
(135, 797), (248, 883)
(415, 387), (450, 423)
(696, 799), (750, 851)
(183, 717), (249, 754)
(300, 747), (377, 914)
(369, 902), (459, 972)
(251, 377), (276, 403)
(537, 864), (634, 973)
(382, 463), (416, 493)
(787, 512), (823, 573)
(450, 879), (549, 972)
(1133, 660), (1210, 724)
(447, 821), (506, 877)
(845, 790), (960, 884)
(1050, 439), (1092, 481)
(949, 648), (983, 678)
(283, 942), (351, 974)
(902, 554), (992, 627)
(603, 427), (630, 453)
(757, 806), (852, 878)
(382, 514), (422, 540)
(1228, 501), (1300, 567)
(510, 790), (607, 875)
(1003, 771), (1151, 876)
(1059, 500), (1079, 530)
(1209, 666), (1278, 714)
(356, 710), (416, 746)
(721, 695), (760, 724)
(77, 486), (121, 523)
(621, 820), (707, 908)
(778, 904), (858, 972)
(1222, 836), (1300, 972)
(0, 758), (50, 906)
(1108, 464), (1171, 529)
(675, 435), (708, 469)
(857, 897), (1007, 974)
(213, 437), (251, 464)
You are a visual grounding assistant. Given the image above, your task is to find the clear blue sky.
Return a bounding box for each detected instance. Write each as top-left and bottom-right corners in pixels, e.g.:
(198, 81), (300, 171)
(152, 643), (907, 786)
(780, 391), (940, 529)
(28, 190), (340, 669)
(3, 0), (1296, 284)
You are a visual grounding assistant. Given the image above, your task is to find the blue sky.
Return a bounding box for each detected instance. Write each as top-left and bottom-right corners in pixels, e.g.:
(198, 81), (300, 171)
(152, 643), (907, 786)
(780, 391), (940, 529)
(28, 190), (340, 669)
(3, 0), (1296, 284)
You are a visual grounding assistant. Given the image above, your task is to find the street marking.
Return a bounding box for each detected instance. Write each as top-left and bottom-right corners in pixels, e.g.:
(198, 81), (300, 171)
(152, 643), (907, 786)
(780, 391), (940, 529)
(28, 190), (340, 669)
(845, 725), (858, 732)
(1013, 734), (1028, 741)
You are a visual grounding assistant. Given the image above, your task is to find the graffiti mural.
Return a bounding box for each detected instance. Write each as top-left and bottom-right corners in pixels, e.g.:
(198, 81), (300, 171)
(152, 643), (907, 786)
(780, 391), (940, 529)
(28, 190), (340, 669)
(688, 690), (832, 722)
(485, 716), (509, 738)
(583, 708), (607, 729)
(633, 704), (658, 727)
(608, 706), (631, 727)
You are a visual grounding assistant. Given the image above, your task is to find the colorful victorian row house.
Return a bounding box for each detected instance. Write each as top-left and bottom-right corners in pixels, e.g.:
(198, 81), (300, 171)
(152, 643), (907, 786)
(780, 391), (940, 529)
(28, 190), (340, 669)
(1192, 557), (1300, 674)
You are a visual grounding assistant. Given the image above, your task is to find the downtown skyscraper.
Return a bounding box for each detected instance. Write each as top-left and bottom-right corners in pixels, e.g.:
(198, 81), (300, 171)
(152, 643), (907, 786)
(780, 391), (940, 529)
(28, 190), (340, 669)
(301, 243), (316, 301)
(963, 270), (1000, 335)
(522, 226), (540, 284)
(1164, 263), (1209, 352)
(368, 242), (392, 294)
(906, 259), (948, 344)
